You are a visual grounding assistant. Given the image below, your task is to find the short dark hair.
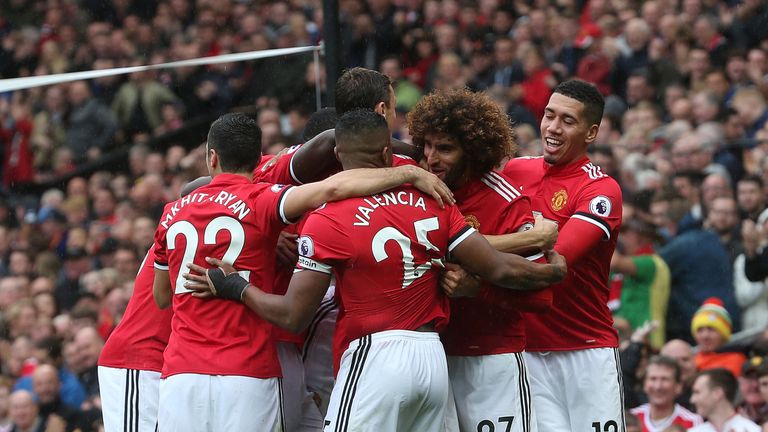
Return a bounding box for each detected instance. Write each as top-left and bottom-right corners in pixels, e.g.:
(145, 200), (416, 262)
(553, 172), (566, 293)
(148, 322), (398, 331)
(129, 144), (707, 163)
(207, 113), (262, 173)
(335, 68), (392, 115)
(34, 336), (63, 365)
(697, 368), (737, 403)
(335, 109), (390, 156)
(115, 242), (139, 259)
(647, 355), (682, 383)
(738, 173), (763, 190)
(303, 107), (338, 141)
(553, 79), (605, 126)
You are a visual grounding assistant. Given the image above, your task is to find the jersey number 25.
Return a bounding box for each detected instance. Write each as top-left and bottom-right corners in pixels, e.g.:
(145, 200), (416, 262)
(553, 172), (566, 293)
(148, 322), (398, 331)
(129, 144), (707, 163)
(372, 217), (441, 289)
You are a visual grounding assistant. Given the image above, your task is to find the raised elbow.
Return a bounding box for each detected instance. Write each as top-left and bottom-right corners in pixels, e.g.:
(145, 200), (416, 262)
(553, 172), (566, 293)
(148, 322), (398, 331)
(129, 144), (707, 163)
(154, 296), (170, 310)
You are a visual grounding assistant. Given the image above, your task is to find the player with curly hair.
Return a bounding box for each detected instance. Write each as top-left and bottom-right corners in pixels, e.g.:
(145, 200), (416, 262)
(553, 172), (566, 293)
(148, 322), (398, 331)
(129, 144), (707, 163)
(408, 88), (558, 432)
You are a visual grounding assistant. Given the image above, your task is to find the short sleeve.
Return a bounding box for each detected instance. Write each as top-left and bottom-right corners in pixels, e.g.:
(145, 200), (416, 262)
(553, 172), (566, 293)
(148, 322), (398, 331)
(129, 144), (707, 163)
(253, 145), (304, 185)
(392, 154), (419, 167)
(445, 205), (475, 253)
(570, 177), (622, 240)
(248, 184), (298, 231)
(499, 195), (535, 233)
(296, 210), (353, 274)
(153, 232), (168, 270)
(153, 204), (172, 269)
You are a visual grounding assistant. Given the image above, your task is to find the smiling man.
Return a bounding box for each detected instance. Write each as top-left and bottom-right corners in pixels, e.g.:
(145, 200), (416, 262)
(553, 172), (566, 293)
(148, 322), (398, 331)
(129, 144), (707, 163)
(630, 356), (702, 431)
(408, 88), (558, 432)
(503, 79), (624, 431)
(690, 369), (761, 432)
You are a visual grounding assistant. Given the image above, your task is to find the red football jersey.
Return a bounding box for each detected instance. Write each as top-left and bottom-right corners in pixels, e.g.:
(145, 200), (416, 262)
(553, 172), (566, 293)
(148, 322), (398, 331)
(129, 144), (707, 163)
(630, 403), (702, 431)
(254, 149), (420, 346)
(153, 174), (293, 378)
(503, 156), (622, 351)
(297, 185), (474, 373)
(391, 154), (419, 167)
(253, 144), (303, 185)
(98, 245), (172, 372)
(254, 146), (308, 345)
(441, 171), (549, 355)
(252, 145), (418, 184)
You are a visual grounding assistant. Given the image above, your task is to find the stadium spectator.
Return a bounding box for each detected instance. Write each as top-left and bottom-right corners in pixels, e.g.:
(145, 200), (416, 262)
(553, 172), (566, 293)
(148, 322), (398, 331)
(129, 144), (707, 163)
(31, 364), (84, 430)
(738, 357), (768, 424)
(737, 175), (765, 222)
(12, 337), (86, 411)
(610, 218), (670, 350)
(691, 298), (746, 377)
(660, 211), (739, 342)
(29, 86), (66, 176)
(111, 65), (179, 141)
(64, 81), (117, 163)
(71, 327), (103, 398)
(690, 368), (760, 431)
(8, 390), (49, 432)
(630, 355), (702, 431)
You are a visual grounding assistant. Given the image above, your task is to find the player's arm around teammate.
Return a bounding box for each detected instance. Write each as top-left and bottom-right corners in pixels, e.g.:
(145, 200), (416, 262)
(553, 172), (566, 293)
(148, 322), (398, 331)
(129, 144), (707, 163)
(280, 163), (454, 220)
(182, 231), (567, 332)
(484, 213), (558, 253)
(153, 163), (454, 309)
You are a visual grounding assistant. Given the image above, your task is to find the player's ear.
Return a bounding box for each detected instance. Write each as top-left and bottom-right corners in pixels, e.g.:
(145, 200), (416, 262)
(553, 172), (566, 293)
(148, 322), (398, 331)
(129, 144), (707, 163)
(375, 101), (386, 117)
(211, 150), (220, 167)
(585, 123), (599, 144)
(208, 148), (219, 170)
(381, 145), (392, 166)
(333, 146), (341, 163)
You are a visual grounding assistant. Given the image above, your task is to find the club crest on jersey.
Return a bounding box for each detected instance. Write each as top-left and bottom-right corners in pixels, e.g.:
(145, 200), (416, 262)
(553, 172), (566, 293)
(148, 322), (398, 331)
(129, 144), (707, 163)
(298, 236), (314, 257)
(551, 189), (568, 211)
(270, 184), (287, 193)
(464, 214), (480, 229)
(589, 196), (612, 217)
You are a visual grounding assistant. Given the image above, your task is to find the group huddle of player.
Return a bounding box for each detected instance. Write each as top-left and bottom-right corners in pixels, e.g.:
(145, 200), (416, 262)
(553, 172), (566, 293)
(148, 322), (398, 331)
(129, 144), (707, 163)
(97, 69), (628, 432)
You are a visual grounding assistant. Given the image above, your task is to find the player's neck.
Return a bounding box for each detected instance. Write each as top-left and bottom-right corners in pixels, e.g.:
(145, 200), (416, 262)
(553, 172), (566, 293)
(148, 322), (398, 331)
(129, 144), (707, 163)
(707, 403), (737, 429)
(341, 157), (388, 171)
(649, 403), (675, 421)
(211, 170), (254, 182)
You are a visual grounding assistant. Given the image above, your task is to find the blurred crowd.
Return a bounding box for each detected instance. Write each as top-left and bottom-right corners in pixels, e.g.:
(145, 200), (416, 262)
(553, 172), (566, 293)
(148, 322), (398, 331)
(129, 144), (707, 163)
(1, 0), (768, 429)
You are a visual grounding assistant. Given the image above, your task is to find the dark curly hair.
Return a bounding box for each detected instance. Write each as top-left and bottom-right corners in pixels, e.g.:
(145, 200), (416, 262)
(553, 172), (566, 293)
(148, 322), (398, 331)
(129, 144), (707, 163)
(407, 88), (516, 179)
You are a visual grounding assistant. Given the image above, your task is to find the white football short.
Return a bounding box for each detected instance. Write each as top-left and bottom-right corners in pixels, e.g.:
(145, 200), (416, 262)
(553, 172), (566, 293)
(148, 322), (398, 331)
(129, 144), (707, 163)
(524, 348), (625, 432)
(323, 330), (449, 432)
(98, 366), (161, 432)
(158, 373), (283, 432)
(444, 353), (537, 432)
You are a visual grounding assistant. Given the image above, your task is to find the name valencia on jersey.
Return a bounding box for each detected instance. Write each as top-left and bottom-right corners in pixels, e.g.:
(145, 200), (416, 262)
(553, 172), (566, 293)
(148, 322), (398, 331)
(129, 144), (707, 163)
(160, 190), (252, 229)
(352, 191), (427, 227)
